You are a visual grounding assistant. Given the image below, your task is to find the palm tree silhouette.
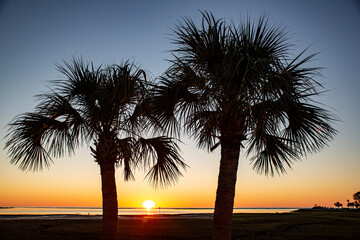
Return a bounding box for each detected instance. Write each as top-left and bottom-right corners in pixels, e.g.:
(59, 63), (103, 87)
(353, 191), (360, 202)
(347, 199), (355, 208)
(334, 202), (342, 208)
(152, 11), (337, 239)
(5, 58), (187, 240)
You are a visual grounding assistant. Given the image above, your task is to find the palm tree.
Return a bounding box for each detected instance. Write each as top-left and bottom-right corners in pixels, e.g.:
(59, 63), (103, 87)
(152, 12), (337, 239)
(353, 191), (360, 202)
(334, 202), (342, 208)
(5, 58), (187, 240)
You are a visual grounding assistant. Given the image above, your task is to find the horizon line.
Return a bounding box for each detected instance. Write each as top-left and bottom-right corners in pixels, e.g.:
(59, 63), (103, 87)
(0, 206), (306, 209)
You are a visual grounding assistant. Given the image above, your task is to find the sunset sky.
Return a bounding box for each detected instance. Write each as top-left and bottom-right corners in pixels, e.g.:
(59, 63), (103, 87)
(0, 0), (359, 208)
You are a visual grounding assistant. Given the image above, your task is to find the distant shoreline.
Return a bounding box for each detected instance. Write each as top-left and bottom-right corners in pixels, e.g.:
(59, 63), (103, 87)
(295, 208), (360, 212)
(0, 206), (301, 216)
(1, 209), (357, 220)
(2, 208), (359, 220)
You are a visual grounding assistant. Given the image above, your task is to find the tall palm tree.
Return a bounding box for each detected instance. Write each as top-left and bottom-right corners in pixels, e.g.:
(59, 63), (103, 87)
(152, 12), (337, 239)
(5, 58), (187, 240)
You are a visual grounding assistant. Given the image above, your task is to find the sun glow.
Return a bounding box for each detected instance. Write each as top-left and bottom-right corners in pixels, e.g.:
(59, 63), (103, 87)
(142, 200), (155, 210)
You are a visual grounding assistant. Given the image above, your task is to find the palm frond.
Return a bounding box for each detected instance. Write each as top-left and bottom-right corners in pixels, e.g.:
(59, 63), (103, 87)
(5, 113), (60, 171)
(151, 78), (184, 136)
(283, 102), (337, 154)
(249, 134), (299, 176)
(135, 137), (187, 188)
(37, 93), (89, 145)
(185, 110), (220, 151)
(115, 137), (137, 181)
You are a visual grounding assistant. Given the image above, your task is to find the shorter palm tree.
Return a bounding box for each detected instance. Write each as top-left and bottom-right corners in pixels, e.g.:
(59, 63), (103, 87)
(5, 58), (187, 240)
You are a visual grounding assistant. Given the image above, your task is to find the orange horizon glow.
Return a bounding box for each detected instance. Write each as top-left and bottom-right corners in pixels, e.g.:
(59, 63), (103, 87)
(1, 181), (357, 209)
(0, 138), (358, 210)
(1, 194), (356, 209)
(0, 175), (357, 209)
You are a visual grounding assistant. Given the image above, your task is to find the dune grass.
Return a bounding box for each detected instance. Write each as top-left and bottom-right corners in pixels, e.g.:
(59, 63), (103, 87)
(0, 212), (359, 239)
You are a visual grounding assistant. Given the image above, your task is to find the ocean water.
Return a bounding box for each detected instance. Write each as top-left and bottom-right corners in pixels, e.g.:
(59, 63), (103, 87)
(0, 207), (300, 216)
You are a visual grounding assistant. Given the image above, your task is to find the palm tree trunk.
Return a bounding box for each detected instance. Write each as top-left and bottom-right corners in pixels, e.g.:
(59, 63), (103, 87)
(212, 137), (241, 240)
(100, 161), (118, 240)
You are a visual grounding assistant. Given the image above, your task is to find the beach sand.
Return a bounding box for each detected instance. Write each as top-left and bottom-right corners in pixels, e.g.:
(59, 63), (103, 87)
(0, 211), (359, 239)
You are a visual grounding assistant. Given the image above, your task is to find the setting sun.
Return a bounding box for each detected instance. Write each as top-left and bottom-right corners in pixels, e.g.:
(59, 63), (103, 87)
(142, 200), (155, 210)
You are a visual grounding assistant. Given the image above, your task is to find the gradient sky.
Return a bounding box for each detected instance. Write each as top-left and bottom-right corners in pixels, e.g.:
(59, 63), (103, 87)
(0, 0), (359, 208)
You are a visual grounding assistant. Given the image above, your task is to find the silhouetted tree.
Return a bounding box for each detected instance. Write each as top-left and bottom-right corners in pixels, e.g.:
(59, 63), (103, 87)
(353, 191), (360, 201)
(334, 202), (343, 208)
(152, 11), (337, 240)
(5, 58), (187, 240)
(347, 199), (355, 208)
(353, 192), (360, 209)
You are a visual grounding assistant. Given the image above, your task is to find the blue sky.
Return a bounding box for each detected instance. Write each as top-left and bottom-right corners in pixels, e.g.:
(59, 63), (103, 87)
(0, 0), (359, 207)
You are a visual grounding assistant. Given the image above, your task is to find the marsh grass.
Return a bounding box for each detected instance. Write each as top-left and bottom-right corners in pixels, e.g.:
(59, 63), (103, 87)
(0, 212), (359, 240)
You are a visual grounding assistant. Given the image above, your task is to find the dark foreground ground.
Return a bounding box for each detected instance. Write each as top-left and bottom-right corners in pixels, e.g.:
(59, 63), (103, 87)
(0, 211), (359, 240)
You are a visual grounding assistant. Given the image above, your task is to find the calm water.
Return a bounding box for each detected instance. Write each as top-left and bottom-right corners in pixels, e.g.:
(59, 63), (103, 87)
(0, 207), (300, 215)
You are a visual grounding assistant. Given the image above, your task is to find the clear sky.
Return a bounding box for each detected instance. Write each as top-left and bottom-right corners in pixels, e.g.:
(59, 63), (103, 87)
(0, 0), (359, 208)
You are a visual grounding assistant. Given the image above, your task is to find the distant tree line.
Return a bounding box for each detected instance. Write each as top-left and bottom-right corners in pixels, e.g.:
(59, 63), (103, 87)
(313, 191), (360, 209)
(333, 191), (360, 209)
